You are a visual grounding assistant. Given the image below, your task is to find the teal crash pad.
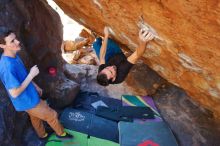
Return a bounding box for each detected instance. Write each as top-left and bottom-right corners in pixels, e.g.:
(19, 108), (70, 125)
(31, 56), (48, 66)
(119, 121), (178, 146)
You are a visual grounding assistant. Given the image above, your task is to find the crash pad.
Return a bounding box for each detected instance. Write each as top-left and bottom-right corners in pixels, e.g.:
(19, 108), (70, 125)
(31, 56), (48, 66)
(122, 95), (162, 121)
(119, 121), (178, 146)
(46, 129), (119, 146)
(73, 91), (122, 114)
(88, 136), (119, 146)
(95, 106), (154, 122)
(60, 108), (119, 142)
(46, 129), (88, 146)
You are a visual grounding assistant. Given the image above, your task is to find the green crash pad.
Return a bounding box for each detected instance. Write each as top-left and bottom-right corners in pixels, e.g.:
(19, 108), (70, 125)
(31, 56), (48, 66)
(88, 136), (120, 146)
(46, 129), (119, 146)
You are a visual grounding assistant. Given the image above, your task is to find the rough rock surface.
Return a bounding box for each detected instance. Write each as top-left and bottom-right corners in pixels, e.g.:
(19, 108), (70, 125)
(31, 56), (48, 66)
(63, 63), (220, 146)
(45, 74), (80, 109)
(54, 0), (220, 118)
(154, 84), (220, 146)
(0, 82), (30, 146)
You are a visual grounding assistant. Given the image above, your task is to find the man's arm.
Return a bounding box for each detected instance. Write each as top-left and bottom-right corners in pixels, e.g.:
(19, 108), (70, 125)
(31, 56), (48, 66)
(127, 29), (154, 64)
(99, 27), (109, 64)
(32, 81), (43, 96)
(9, 65), (39, 98)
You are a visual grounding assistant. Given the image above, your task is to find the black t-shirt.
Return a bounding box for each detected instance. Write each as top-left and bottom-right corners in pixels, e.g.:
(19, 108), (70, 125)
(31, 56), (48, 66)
(98, 53), (134, 84)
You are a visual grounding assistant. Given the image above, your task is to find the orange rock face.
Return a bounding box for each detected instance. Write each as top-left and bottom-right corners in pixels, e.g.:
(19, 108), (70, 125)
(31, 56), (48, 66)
(54, 0), (220, 118)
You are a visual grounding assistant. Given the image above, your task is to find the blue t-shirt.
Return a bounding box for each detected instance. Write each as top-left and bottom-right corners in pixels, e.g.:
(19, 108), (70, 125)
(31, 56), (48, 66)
(0, 54), (40, 111)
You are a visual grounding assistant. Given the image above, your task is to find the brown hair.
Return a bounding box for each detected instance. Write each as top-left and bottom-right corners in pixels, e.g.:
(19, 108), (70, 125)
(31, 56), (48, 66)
(0, 26), (13, 44)
(96, 73), (109, 86)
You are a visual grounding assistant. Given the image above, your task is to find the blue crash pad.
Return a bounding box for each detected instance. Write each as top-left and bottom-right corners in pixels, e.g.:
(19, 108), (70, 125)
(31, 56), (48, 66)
(60, 108), (119, 142)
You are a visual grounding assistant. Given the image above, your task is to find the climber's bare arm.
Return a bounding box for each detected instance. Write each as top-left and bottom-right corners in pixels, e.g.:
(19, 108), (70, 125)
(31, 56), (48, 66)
(127, 29), (154, 64)
(99, 27), (109, 65)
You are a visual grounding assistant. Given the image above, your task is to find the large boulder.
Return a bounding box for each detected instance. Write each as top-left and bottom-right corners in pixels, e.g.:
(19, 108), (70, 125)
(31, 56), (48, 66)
(46, 75), (80, 109)
(154, 84), (220, 146)
(54, 0), (220, 118)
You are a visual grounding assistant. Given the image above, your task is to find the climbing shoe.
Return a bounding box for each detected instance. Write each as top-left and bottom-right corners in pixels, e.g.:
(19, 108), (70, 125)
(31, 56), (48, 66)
(39, 133), (49, 140)
(56, 132), (73, 140)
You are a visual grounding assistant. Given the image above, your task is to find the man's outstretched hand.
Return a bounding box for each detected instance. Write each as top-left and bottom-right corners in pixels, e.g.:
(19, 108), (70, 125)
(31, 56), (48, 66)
(139, 29), (154, 45)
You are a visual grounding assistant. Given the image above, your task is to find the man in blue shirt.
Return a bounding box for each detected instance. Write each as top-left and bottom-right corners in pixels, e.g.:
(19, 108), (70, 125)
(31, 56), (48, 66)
(0, 26), (73, 140)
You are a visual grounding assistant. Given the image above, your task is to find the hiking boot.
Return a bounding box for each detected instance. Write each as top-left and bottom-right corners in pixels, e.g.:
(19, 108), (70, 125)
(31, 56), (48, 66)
(56, 132), (73, 140)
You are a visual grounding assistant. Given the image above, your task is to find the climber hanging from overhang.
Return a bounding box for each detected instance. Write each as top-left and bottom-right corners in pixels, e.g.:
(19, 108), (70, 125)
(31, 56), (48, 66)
(93, 26), (154, 86)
